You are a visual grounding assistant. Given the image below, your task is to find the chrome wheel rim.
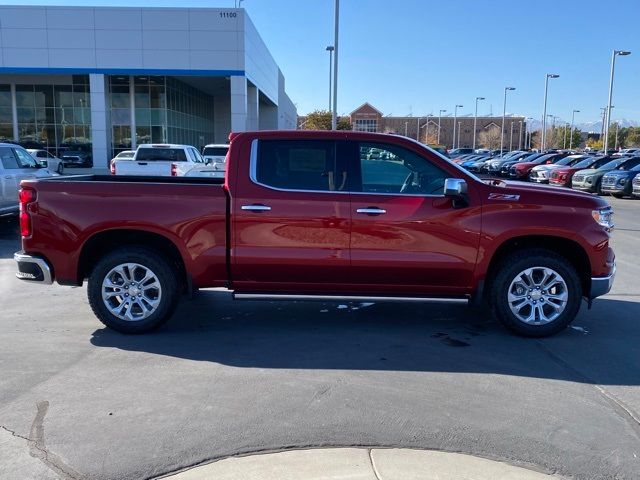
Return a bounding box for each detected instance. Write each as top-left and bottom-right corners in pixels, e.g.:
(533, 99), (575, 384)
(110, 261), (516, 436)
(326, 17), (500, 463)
(507, 267), (569, 325)
(101, 263), (162, 322)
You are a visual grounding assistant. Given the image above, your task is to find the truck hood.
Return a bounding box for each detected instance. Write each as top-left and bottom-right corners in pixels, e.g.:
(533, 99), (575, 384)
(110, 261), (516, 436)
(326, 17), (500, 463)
(604, 170), (637, 179)
(531, 164), (560, 172)
(487, 179), (609, 209)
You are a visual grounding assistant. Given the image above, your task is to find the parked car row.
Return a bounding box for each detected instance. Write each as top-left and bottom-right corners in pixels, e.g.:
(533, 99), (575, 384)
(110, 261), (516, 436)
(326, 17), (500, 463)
(452, 149), (640, 199)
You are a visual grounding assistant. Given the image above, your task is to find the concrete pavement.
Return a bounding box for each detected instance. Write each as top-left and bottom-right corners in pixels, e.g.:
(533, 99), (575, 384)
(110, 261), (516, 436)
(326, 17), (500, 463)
(160, 448), (563, 479)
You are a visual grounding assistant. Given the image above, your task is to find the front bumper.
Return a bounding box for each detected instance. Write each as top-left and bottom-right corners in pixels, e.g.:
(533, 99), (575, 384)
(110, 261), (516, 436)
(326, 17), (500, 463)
(590, 264), (615, 299)
(14, 252), (53, 284)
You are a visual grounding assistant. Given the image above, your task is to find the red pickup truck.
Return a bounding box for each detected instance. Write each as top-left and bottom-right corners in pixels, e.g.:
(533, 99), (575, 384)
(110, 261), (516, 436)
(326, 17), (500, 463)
(14, 131), (615, 337)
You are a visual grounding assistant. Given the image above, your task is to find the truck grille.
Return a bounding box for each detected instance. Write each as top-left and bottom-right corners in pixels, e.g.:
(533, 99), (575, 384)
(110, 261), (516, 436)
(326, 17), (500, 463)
(573, 174), (584, 183)
(603, 176), (616, 186)
(633, 175), (640, 186)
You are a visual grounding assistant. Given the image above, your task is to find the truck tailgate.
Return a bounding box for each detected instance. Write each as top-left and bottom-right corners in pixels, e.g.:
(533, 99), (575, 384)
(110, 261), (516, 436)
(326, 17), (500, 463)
(114, 160), (174, 176)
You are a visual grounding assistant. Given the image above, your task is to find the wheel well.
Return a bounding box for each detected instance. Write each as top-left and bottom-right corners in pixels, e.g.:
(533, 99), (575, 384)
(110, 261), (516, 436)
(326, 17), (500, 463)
(485, 236), (591, 297)
(78, 229), (187, 289)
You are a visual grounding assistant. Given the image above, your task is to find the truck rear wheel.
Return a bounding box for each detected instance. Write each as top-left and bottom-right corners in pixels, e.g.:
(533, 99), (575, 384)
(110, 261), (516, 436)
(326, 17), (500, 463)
(87, 247), (179, 334)
(490, 249), (582, 337)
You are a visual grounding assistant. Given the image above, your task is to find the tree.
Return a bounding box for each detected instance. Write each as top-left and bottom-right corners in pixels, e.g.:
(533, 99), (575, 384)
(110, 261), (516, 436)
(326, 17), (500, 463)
(586, 138), (603, 150)
(546, 125), (582, 149)
(626, 127), (640, 147)
(478, 125), (501, 149)
(301, 109), (351, 130)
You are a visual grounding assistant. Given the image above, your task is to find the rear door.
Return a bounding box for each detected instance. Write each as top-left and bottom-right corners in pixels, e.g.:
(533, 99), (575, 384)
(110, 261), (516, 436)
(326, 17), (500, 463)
(0, 147), (19, 210)
(232, 138), (351, 290)
(348, 141), (482, 295)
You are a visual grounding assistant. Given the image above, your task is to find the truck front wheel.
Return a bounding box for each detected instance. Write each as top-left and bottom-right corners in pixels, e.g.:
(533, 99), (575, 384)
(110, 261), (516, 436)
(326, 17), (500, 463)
(490, 249), (582, 337)
(87, 247), (179, 333)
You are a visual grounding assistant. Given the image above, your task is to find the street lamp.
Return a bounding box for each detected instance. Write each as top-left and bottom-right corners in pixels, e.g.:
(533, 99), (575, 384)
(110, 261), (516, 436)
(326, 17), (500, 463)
(457, 121), (462, 148)
(604, 50), (631, 152)
(453, 104), (463, 149)
(541, 73), (559, 151)
(518, 120), (523, 149)
(473, 96), (485, 151)
(331, 0), (340, 130)
(438, 109), (446, 144)
(325, 46), (334, 112)
(569, 109), (580, 149)
(404, 121), (409, 137)
(500, 87), (515, 156)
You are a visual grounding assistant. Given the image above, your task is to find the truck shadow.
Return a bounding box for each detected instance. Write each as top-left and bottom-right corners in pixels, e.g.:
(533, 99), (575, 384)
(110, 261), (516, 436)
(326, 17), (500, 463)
(91, 292), (640, 386)
(0, 216), (20, 259)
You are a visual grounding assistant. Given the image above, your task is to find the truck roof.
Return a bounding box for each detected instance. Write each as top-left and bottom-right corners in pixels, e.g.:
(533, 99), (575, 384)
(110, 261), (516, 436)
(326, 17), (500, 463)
(228, 130), (422, 143)
(137, 144), (192, 149)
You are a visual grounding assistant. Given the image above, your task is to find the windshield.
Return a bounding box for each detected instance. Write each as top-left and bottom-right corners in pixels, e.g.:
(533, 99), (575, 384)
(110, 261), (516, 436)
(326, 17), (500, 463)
(117, 151), (135, 158)
(422, 143), (483, 183)
(203, 147), (229, 156)
(598, 159), (625, 170)
(136, 148), (188, 161)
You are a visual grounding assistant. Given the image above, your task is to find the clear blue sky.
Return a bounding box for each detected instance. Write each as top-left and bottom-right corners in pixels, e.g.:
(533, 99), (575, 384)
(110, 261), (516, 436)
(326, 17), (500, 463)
(5, 0), (640, 124)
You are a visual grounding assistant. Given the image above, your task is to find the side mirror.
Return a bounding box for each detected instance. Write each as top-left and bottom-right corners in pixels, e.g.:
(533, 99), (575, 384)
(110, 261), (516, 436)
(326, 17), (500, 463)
(444, 178), (468, 197)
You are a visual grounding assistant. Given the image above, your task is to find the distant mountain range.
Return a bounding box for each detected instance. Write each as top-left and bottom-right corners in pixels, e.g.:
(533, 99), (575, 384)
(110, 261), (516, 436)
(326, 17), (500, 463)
(525, 118), (639, 132)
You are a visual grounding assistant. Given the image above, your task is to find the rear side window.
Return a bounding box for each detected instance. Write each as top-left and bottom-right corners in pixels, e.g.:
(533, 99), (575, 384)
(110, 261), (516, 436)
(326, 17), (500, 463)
(136, 148), (187, 161)
(255, 140), (344, 192)
(0, 147), (19, 169)
(203, 147), (229, 156)
(619, 158), (640, 170)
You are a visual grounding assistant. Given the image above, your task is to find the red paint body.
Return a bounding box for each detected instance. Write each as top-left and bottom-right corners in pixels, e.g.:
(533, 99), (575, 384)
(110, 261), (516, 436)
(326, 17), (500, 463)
(550, 166), (583, 186)
(20, 131), (614, 297)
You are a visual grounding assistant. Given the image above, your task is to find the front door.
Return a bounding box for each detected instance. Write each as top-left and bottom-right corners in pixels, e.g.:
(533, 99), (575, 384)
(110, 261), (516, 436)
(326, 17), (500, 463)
(348, 141), (482, 296)
(232, 138), (351, 291)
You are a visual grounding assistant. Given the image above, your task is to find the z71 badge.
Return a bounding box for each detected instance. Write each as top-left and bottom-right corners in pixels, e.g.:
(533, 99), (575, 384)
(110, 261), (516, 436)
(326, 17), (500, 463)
(488, 193), (520, 201)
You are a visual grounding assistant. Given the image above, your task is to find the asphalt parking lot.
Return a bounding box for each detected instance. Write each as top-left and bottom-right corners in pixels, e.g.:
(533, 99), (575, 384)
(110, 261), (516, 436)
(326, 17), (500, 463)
(0, 196), (639, 480)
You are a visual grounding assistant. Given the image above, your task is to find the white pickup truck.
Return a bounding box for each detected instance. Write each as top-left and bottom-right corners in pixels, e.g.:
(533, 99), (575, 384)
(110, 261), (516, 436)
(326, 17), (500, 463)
(202, 144), (229, 173)
(111, 144), (217, 177)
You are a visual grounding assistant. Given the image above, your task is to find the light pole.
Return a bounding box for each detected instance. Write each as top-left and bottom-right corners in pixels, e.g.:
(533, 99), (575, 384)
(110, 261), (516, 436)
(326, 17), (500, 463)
(331, 0), (340, 130)
(509, 121), (514, 151)
(438, 109), (446, 144)
(500, 87), (515, 156)
(569, 109), (580, 149)
(541, 73), (559, 151)
(325, 46), (334, 112)
(416, 117), (422, 141)
(453, 104), (463, 149)
(473, 96), (485, 151)
(563, 123), (569, 149)
(457, 121), (461, 148)
(604, 50), (631, 152)
(404, 121), (409, 137)
(615, 122), (620, 150)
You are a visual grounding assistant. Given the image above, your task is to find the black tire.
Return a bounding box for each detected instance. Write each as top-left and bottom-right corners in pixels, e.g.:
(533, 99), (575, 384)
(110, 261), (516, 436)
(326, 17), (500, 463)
(57, 163), (64, 175)
(596, 180), (606, 195)
(489, 248), (582, 337)
(87, 247), (179, 334)
(611, 193), (624, 198)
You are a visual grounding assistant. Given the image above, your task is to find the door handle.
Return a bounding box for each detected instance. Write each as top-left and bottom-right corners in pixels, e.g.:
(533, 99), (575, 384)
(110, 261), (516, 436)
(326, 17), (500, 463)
(356, 207), (386, 215)
(241, 204), (272, 212)
(4, 175), (11, 179)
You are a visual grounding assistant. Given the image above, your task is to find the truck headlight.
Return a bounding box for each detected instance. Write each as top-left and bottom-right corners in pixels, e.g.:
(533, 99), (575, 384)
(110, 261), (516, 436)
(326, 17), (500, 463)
(619, 178), (626, 185)
(586, 176), (593, 184)
(592, 207), (614, 230)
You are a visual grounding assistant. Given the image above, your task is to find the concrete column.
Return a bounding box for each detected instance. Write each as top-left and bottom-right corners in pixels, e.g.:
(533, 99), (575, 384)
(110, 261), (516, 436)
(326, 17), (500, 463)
(89, 74), (110, 172)
(247, 83), (259, 131)
(230, 76), (247, 132)
(129, 75), (136, 150)
(10, 83), (18, 141)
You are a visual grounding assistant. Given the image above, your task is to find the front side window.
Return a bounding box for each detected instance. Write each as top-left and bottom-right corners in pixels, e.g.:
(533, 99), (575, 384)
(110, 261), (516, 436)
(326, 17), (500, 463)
(356, 142), (448, 195)
(203, 146), (228, 156)
(256, 140), (344, 192)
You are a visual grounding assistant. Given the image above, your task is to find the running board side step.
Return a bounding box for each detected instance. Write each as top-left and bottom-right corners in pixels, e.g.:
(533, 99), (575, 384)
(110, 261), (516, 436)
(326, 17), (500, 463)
(232, 293), (469, 304)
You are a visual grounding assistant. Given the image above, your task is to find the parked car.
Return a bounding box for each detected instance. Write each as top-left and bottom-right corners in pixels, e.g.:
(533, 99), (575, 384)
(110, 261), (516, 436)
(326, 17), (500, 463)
(109, 150), (135, 170)
(600, 160), (640, 198)
(572, 157), (640, 194)
(427, 144), (448, 157)
(549, 156), (612, 187)
(1, 143), (54, 216)
(14, 131), (615, 338)
(448, 148), (474, 158)
(632, 173), (640, 198)
(482, 152), (537, 175)
(617, 148), (640, 156)
(529, 154), (587, 183)
(508, 153), (568, 180)
(202, 144), (230, 172)
(61, 150), (93, 168)
(111, 144), (217, 177)
(27, 149), (64, 174)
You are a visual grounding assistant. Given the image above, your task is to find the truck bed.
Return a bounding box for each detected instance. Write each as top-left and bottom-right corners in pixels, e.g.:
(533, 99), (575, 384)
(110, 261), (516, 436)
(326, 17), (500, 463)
(20, 174), (228, 287)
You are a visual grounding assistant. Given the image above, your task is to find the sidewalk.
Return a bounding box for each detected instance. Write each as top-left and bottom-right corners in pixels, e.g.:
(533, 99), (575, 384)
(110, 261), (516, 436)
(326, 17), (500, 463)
(159, 448), (563, 479)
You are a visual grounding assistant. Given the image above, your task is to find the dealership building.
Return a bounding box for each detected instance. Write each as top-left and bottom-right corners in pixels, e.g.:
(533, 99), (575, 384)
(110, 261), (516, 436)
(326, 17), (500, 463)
(0, 5), (297, 169)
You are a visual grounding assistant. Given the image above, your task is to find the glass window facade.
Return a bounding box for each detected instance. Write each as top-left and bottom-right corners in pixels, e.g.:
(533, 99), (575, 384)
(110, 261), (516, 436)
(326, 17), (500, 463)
(0, 85), (11, 143)
(354, 119), (378, 132)
(109, 75), (215, 158)
(3, 76), (92, 158)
